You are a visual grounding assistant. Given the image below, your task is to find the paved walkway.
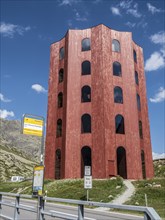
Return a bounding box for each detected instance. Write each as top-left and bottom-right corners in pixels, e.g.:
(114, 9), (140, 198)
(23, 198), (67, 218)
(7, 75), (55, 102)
(95, 180), (135, 211)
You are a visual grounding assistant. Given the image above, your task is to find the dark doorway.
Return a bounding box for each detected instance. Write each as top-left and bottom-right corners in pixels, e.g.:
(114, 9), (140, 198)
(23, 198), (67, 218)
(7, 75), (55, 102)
(117, 147), (127, 179)
(141, 150), (146, 179)
(55, 149), (61, 179)
(81, 146), (91, 178)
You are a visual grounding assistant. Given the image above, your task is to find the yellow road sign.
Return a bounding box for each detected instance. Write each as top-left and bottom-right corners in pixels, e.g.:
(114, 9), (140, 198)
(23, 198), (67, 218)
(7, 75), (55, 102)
(22, 116), (44, 137)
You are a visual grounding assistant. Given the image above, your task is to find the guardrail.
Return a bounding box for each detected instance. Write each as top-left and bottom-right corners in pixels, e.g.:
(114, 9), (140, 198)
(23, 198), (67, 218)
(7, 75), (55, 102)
(0, 192), (161, 220)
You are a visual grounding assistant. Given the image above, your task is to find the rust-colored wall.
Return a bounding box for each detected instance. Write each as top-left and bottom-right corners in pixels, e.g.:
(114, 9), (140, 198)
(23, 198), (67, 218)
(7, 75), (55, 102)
(45, 24), (154, 180)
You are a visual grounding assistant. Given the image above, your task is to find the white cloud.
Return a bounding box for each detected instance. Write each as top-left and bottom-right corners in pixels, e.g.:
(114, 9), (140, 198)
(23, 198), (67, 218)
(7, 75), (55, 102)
(145, 51), (165, 72)
(125, 20), (147, 29)
(127, 4), (141, 18)
(0, 93), (11, 102)
(147, 3), (162, 14)
(119, 0), (133, 9)
(129, 10), (141, 18)
(0, 109), (14, 119)
(58, 0), (80, 6)
(118, 1), (141, 18)
(111, 7), (121, 16)
(150, 87), (165, 103)
(152, 152), (165, 160)
(73, 9), (88, 22)
(150, 31), (165, 44)
(0, 22), (31, 38)
(125, 22), (136, 28)
(75, 11), (88, 21)
(31, 84), (47, 94)
(67, 19), (73, 27)
(92, 0), (102, 4)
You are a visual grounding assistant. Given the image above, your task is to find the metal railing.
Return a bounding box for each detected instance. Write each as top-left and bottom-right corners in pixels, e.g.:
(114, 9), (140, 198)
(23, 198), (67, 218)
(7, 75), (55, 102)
(0, 192), (161, 220)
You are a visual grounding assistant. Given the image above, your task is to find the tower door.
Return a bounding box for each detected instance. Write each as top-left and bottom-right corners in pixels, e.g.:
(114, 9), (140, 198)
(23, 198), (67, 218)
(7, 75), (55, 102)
(81, 146), (91, 178)
(117, 147), (127, 179)
(55, 149), (61, 179)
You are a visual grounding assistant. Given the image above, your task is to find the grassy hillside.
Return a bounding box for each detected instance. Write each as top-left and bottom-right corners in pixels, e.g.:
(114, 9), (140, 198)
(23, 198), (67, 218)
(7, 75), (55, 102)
(0, 177), (125, 203)
(123, 159), (165, 219)
(154, 159), (165, 178)
(125, 178), (165, 219)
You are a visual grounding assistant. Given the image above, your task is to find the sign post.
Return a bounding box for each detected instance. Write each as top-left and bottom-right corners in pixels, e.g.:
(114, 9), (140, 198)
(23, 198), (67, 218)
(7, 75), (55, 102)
(21, 114), (45, 196)
(84, 166), (92, 201)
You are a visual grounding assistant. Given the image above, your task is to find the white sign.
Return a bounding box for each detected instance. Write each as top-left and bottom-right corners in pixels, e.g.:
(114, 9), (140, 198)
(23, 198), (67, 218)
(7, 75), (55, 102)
(33, 166), (44, 195)
(85, 166), (91, 176)
(84, 176), (92, 189)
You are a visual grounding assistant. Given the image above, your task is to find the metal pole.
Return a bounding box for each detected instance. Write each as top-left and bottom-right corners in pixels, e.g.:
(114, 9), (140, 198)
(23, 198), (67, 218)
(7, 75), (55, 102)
(14, 196), (20, 220)
(40, 118), (45, 166)
(78, 204), (84, 220)
(145, 194), (148, 207)
(87, 190), (89, 201)
(0, 194), (2, 215)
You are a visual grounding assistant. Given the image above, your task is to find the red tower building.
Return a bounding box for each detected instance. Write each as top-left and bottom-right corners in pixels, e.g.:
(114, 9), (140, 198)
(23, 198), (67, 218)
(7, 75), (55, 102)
(45, 24), (154, 180)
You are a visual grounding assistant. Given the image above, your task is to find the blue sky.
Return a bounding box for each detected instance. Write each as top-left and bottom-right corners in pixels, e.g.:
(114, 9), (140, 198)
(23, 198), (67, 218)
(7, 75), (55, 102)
(0, 0), (165, 158)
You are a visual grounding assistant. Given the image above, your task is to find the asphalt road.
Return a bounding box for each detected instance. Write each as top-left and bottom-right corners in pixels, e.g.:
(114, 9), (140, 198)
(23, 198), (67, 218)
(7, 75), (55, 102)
(1, 197), (143, 220)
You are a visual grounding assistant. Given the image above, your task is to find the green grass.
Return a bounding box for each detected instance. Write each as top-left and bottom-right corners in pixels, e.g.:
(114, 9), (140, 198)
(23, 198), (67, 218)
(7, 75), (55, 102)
(0, 180), (32, 193)
(125, 178), (165, 219)
(0, 177), (125, 203)
(44, 177), (125, 202)
(154, 159), (165, 178)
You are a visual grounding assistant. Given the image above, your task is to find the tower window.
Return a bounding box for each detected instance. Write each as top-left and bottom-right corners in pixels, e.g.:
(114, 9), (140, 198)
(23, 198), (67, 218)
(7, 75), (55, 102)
(59, 47), (65, 60)
(115, 114), (125, 134)
(56, 119), (62, 137)
(81, 86), (91, 102)
(133, 49), (137, 63)
(113, 62), (122, 76)
(137, 94), (141, 111)
(55, 149), (61, 179)
(59, 69), (64, 83)
(139, 120), (143, 139)
(58, 92), (63, 108)
(112, 39), (120, 52)
(135, 71), (139, 85)
(82, 38), (91, 51)
(114, 86), (123, 104)
(82, 61), (91, 75)
(81, 114), (91, 133)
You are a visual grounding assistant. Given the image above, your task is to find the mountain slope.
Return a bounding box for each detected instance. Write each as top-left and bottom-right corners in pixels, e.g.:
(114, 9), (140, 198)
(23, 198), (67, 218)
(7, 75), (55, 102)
(0, 145), (37, 182)
(0, 118), (41, 159)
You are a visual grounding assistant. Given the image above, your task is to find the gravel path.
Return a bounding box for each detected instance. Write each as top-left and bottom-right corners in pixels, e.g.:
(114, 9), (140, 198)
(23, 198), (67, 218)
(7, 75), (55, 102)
(95, 180), (135, 211)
